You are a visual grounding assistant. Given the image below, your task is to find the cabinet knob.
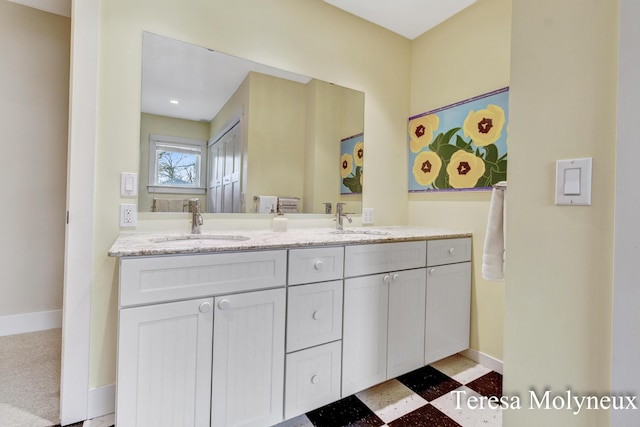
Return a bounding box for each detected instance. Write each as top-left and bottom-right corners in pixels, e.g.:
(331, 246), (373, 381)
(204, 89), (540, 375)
(312, 310), (321, 320)
(314, 260), (324, 271)
(429, 268), (436, 275)
(311, 375), (320, 384)
(199, 301), (212, 313)
(218, 299), (231, 310)
(392, 273), (399, 281)
(383, 274), (391, 284)
(448, 247), (455, 255)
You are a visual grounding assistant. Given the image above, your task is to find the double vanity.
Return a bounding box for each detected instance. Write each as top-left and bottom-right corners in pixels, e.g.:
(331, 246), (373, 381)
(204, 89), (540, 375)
(109, 226), (472, 427)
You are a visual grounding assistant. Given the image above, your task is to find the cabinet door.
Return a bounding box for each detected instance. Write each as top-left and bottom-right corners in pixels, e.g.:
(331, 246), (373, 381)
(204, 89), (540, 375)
(117, 298), (214, 427)
(425, 262), (471, 365)
(342, 274), (388, 396)
(212, 288), (286, 427)
(387, 268), (426, 378)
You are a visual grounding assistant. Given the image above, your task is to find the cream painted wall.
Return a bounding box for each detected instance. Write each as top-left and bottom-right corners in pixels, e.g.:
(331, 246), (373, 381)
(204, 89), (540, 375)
(246, 73), (307, 209)
(305, 79), (365, 214)
(504, 1), (617, 426)
(92, 0), (410, 386)
(407, 0), (511, 361)
(138, 113), (210, 212)
(0, 1), (69, 317)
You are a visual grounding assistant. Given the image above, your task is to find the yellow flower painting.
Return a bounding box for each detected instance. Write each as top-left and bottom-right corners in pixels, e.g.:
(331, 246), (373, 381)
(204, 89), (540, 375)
(341, 133), (363, 194)
(413, 151), (442, 186)
(446, 150), (486, 188)
(340, 153), (353, 179)
(409, 114), (439, 153)
(354, 141), (364, 167)
(462, 104), (506, 147)
(407, 88), (508, 191)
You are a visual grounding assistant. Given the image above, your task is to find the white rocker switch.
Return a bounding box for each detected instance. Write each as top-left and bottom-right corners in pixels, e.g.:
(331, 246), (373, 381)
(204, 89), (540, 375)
(563, 168), (581, 195)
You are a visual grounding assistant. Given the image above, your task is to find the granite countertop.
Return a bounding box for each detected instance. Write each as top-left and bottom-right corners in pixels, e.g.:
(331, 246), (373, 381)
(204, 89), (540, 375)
(108, 226), (472, 257)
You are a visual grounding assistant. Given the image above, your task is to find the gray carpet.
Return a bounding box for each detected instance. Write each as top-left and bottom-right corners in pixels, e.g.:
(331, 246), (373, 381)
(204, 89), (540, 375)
(0, 328), (61, 425)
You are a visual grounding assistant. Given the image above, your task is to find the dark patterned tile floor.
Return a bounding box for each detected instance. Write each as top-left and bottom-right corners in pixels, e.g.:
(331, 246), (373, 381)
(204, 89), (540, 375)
(60, 355), (500, 427)
(275, 354), (502, 427)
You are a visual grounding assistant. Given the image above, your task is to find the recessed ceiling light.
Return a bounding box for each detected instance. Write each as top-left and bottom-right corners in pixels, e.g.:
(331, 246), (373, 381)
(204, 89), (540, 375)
(169, 99), (179, 105)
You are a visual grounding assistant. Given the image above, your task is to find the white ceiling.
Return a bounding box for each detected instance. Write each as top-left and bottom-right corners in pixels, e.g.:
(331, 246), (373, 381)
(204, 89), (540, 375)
(323, 0), (477, 39)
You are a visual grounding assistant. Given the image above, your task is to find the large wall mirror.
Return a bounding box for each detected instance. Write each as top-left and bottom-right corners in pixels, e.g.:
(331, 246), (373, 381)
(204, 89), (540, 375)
(139, 32), (365, 215)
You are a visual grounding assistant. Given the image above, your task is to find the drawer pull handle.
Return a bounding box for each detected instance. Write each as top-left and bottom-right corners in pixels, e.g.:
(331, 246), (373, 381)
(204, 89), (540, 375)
(312, 311), (321, 320)
(218, 299), (231, 310)
(311, 375), (320, 384)
(429, 268), (436, 275)
(199, 301), (212, 313)
(383, 274), (391, 284)
(314, 260), (324, 271)
(392, 273), (399, 281)
(449, 247), (455, 255)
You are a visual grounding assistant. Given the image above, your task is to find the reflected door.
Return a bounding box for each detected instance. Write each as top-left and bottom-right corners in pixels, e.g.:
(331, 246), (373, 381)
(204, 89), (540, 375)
(208, 121), (241, 213)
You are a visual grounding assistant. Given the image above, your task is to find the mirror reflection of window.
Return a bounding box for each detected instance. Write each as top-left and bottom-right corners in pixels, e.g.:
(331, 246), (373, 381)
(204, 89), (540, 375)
(147, 134), (206, 194)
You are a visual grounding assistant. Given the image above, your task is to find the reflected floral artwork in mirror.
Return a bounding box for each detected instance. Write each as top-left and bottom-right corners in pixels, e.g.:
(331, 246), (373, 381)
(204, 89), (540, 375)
(408, 87), (509, 192)
(340, 133), (364, 194)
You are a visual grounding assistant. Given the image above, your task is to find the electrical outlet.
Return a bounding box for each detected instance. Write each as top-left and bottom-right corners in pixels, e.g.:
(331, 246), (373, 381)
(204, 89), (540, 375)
(362, 207), (374, 225)
(120, 204), (137, 227)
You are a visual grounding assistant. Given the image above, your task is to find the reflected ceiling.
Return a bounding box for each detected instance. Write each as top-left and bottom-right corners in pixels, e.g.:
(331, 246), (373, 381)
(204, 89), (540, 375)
(141, 33), (310, 122)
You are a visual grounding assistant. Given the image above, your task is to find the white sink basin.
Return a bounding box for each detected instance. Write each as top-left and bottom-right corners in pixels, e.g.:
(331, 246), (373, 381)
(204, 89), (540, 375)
(328, 229), (389, 236)
(151, 234), (250, 243)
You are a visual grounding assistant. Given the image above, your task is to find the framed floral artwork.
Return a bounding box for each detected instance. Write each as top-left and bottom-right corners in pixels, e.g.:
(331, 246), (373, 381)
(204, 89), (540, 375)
(340, 133), (363, 194)
(408, 87), (509, 192)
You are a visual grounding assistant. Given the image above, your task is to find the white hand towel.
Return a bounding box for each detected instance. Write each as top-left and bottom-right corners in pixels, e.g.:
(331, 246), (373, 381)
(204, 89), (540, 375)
(256, 195), (278, 213)
(482, 182), (507, 281)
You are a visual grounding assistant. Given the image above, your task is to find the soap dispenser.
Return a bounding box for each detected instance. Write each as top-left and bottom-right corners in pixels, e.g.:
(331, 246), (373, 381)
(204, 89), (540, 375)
(272, 212), (288, 232)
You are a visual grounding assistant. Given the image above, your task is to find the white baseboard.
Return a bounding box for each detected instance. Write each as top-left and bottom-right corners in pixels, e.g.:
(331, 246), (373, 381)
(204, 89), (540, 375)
(0, 309), (62, 337)
(88, 383), (115, 419)
(460, 348), (504, 375)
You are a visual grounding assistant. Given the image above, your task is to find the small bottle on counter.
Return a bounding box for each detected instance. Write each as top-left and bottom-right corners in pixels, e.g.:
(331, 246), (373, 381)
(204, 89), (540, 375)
(272, 212), (288, 232)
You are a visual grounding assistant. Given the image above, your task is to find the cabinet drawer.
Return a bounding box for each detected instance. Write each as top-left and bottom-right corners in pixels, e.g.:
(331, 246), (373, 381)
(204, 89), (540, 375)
(427, 238), (472, 266)
(344, 241), (427, 277)
(285, 341), (342, 419)
(119, 250), (287, 306)
(287, 280), (343, 352)
(288, 247), (344, 285)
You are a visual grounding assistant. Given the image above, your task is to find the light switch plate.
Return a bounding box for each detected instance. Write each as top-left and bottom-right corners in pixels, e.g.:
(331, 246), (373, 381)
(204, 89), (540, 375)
(120, 172), (138, 197)
(555, 158), (592, 206)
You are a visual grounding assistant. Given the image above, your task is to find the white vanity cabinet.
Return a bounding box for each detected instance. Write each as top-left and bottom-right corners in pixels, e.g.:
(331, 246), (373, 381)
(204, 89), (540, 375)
(113, 232), (472, 426)
(425, 238), (472, 365)
(116, 250), (287, 427)
(342, 241), (427, 396)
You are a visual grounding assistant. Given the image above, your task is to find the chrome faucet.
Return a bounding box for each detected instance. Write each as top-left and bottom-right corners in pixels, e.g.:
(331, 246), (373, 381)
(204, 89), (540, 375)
(189, 199), (203, 234)
(335, 203), (352, 231)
